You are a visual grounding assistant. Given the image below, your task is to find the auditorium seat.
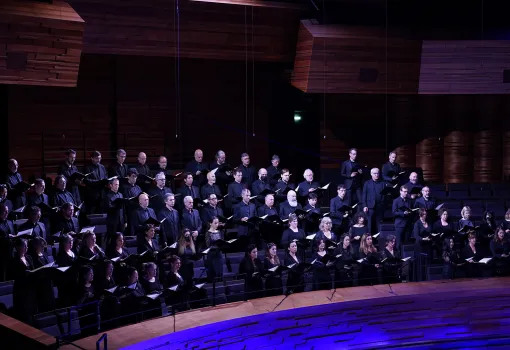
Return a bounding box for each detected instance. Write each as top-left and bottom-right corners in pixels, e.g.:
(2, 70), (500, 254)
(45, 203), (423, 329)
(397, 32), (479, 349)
(448, 183), (469, 191)
(462, 200), (484, 218)
(224, 280), (245, 303)
(428, 184), (446, 192)
(434, 190), (448, 200)
(448, 190), (469, 199)
(33, 309), (80, 338)
(442, 200), (462, 210)
(470, 189), (492, 199)
(0, 280), (14, 312)
(485, 200), (506, 218)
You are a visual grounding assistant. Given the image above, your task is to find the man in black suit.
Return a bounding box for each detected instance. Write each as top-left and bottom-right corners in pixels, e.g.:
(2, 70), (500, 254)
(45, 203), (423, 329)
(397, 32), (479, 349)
(382, 152), (402, 184)
(181, 196), (202, 240)
(103, 178), (126, 238)
(340, 148), (363, 204)
(238, 153), (257, 189)
(108, 149), (129, 179)
(392, 185), (413, 247)
(362, 168), (386, 234)
(83, 151), (108, 214)
(330, 185), (350, 235)
(414, 186), (436, 210)
(177, 172), (199, 210)
(157, 193), (180, 247)
(184, 149), (208, 187)
(233, 189), (257, 237)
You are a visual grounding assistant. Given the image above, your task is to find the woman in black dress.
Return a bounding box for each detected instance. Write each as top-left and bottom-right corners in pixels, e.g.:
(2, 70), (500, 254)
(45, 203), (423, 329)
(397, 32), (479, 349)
(479, 210), (497, 256)
(442, 237), (464, 279)
(333, 234), (356, 288)
(462, 233), (484, 278)
(490, 228), (510, 276)
(205, 216), (224, 282)
(349, 213), (369, 253)
(177, 228), (196, 289)
(284, 240), (305, 294)
(166, 255), (186, 309)
(312, 238), (333, 290)
(263, 242), (283, 296)
(10, 239), (36, 324)
(380, 234), (405, 283)
(138, 224), (160, 254)
(314, 217), (337, 250)
(105, 232), (129, 260)
(55, 234), (77, 307)
(358, 233), (382, 286)
(79, 231), (105, 259)
(238, 244), (264, 299)
(281, 214), (305, 248)
(432, 208), (457, 245)
(28, 237), (55, 312)
(75, 265), (97, 336)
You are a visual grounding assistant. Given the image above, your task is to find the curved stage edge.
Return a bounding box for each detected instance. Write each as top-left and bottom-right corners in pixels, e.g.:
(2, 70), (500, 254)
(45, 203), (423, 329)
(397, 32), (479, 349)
(64, 277), (510, 350)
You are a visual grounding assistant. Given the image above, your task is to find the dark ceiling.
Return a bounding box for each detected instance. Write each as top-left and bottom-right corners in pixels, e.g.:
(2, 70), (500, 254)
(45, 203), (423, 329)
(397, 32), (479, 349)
(279, 0), (510, 39)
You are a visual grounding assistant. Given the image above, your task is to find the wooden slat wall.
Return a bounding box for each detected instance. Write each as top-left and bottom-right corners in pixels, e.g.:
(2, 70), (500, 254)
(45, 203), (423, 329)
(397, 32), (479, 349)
(187, 0), (307, 10)
(419, 40), (510, 94)
(8, 55), (114, 178)
(291, 20), (423, 94)
(319, 94), (510, 183)
(0, 0), (84, 87)
(67, 0), (301, 62)
(7, 54), (276, 179)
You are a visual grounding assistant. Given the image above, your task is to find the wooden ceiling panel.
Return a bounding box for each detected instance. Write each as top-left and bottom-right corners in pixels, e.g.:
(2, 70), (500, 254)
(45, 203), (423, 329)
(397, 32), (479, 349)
(419, 40), (510, 94)
(0, 1), (84, 87)
(291, 20), (422, 94)
(67, 0), (302, 62)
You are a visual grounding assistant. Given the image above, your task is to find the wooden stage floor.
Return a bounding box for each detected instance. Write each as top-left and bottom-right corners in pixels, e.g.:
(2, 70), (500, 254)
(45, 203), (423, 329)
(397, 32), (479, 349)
(64, 277), (510, 349)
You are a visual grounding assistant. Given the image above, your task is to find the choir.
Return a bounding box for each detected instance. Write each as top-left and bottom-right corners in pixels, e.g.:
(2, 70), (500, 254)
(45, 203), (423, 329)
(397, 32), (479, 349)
(0, 147), (509, 331)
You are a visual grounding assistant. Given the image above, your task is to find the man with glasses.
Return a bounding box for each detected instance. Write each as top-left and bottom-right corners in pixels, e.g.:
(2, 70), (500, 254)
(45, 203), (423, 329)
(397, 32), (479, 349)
(148, 172), (172, 213)
(200, 193), (225, 227)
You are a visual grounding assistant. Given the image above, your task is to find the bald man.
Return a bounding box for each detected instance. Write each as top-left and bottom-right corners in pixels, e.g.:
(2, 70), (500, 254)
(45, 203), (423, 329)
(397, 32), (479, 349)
(130, 192), (158, 236)
(181, 195), (201, 239)
(185, 149), (208, 187)
(208, 150), (231, 194)
(404, 172), (422, 200)
(135, 152), (151, 190)
(200, 171), (222, 200)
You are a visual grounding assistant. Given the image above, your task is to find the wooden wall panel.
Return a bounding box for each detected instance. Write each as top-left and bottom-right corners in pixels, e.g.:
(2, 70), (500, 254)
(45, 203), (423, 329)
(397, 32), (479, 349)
(291, 20), (422, 94)
(67, 0), (301, 62)
(6, 54), (278, 179)
(7, 55), (114, 178)
(473, 130), (502, 183)
(419, 41), (510, 94)
(0, 0), (84, 87)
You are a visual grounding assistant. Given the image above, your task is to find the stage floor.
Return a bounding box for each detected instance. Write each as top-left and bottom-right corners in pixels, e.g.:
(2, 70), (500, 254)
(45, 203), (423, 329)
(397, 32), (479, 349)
(64, 277), (510, 349)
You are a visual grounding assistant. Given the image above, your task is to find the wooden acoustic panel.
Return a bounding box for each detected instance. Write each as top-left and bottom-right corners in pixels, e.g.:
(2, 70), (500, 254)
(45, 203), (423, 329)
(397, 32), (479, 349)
(291, 20), (422, 94)
(187, 0), (306, 10)
(67, 0), (301, 62)
(419, 40), (510, 94)
(0, 0), (84, 87)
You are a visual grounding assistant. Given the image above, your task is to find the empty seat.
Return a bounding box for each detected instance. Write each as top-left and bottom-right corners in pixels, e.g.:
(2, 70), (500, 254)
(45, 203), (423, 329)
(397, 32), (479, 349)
(33, 309), (81, 338)
(470, 189), (492, 199)
(443, 200), (463, 210)
(448, 183), (469, 191)
(470, 183), (491, 191)
(448, 190), (469, 199)
(224, 281), (245, 303)
(86, 214), (107, 225)
(428, 183), (446, 192)
(434, 190), (448, 200)
(0, 280), (14, 311)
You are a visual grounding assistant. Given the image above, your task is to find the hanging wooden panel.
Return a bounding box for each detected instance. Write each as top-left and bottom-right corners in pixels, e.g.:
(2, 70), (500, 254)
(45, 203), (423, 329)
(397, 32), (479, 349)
(392, 145), (416, 169)
(416, 137), (443, 183)
(473, 130), (502, 183)
(443, 131), (473, 184)
(503, 131), (510, 182)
